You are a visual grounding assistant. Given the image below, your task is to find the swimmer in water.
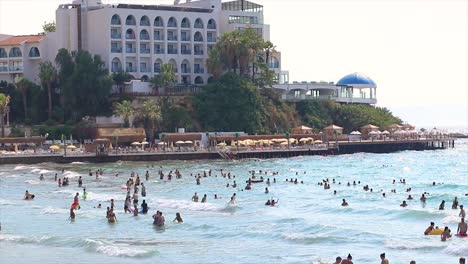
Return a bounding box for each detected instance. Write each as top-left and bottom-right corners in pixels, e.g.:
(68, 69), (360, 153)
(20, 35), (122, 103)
(457, 218), (467, 236)
(69, 208), (75, 220)
(400, 201), (408, 207)
(424, 222), (435, 235)
(341, 199), (349, 206)
(192, 192), (199, 202)
(107, 209), (117, 223)
(441, 226), (452, 241)
(173, 212), (183, 223)
(265, 187), (269, 194)
(439, 200), (445, 210)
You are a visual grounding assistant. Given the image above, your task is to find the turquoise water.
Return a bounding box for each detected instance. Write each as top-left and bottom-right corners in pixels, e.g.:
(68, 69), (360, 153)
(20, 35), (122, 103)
(0, 140), (467, 264)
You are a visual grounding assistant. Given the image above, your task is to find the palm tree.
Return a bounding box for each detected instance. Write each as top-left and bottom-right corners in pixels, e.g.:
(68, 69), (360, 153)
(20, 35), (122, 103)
(206, 48), (223, 80)
(137, 101), (162, 142)
(114, 100), (134, 128)
(39, 61), (57, 120)
(15, 76), (33, 121)
(150, 63), (176, 94)
(0, 93), (11, 137)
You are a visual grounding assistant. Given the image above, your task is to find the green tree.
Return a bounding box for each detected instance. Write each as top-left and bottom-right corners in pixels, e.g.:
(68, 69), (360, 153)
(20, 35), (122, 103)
(0, 93), (10, 137)
(14, 76), (34, 121)
(135, 101), (162, 141)
(206, 48), (224, 80)
(162, 105), (192, 131)
(193, 73), (263, 133)
(114, 100), (134, 128)
(112, 71), (134, 94)
(42, 21), (56, 33)
(150, 63), (176, 94)
(55, 50), (112, 120)
(39, 61), (57, 120)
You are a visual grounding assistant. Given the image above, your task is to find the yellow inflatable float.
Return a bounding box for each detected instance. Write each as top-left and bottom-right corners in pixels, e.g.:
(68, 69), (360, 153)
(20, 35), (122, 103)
(428, 229), (443, 235)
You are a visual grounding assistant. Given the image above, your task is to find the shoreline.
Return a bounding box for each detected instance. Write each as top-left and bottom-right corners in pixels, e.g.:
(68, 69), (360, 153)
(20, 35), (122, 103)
(0, 138), (454, 165)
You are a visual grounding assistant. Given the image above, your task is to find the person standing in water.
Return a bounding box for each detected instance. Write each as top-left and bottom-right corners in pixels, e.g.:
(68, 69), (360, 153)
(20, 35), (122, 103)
(201, 194), (207, 203)
(141, 200), (148, 214)
(78, 176), (83, 188)
(141, 183), (146, 197)
(459, 205), (466, 219)
(82, 188), (87, 200)
(192, 192), (199, 202)
(173, 212), (183, 223)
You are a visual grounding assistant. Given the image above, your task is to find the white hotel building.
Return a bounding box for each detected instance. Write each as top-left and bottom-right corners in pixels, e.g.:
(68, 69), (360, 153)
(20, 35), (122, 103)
(0, 0), (376, 104)
(0, 0), (286, 88)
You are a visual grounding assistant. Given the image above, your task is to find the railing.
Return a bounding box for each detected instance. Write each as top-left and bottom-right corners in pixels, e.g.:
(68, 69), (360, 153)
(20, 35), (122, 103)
(111, 67), (122, 72)
(207, 24), (216, 29)
(167, 36), (178, 41)
(29, 53), (40, 58)
(154, 49), (165, 54)
(154, 35), (164, 41)
(0, 66), (8, 72)
(125, 34), (136, 40)
(194, 23), (203, 29)
(126, 67), (136, 72)
(111, 33), (121, 39)
(9, 66), (23, 71)
(111, 47), (122, 53)
(181, 36), (191, 41)
(168, 23), (177, 27)
(154, 22), (163, 27)
(207, 37), (216, 43)
(167, 49), (178, 54)
(140, 48), (151, 54)
(194, 38), (203, 42)
(181, 50), (191, 55)
(269, 63), (279, 68)
(111, 19), (121, 25)
(126, 48), (136, 53)
(154, 68), (161, 73)
(194, 68), (205, 73)
(194, 50), (204, 55)
(181, 68), (191, 74)
(0, 53), (7, 58)
(9, 53), (22, 58)
(140, 35), (150, 40)
(140, 68), (151, 73)
(126, 20), (136, 26)
(181, 23), (190, 28)
(140, 22), (150, 26)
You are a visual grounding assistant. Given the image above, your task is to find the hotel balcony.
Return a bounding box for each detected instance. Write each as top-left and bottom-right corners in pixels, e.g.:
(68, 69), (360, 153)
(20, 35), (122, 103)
(194, 68), (205, 74)
(126, 48), (136, 53)
(281, 94), (377, 104)
(111, 18), (121, 25)
(111, 66), (122, 73)
(269, 62), (279, 68)
(111, 47), (122, 53)
(9, 53), (22, 58)
(126, 34), (136, 40)
(126, 66), (136, 72)
(181, 68), (191, 74)
(140, 48), (151, 54)
(167, 36), (178, 41)
(181, 36), (191, 42)
(140, 35), (150, 41)
(9, 66), (23, 72)
(111, 33), (122, 39)
(154, 49), (165, 54)
(194, 50), (204, 55)
(0, 66), (8, 72)
(154, 67), (161, 73)
(194, 38), (203, 42)
(0, 53), (8, 59)
(140, 68), (151, 73)
(154, 35), (164, 41)
(181, 50), (191, 55)
(167, 49), (178, 55)
(207, 37), (216, 43)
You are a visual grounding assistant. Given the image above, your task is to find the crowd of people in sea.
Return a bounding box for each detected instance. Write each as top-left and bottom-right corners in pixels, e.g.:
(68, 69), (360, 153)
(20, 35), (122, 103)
(15, 164), (468, 263)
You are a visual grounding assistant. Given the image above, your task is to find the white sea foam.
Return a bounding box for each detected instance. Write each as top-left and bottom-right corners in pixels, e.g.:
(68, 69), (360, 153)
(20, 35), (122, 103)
(62, 170), (81, 178)
(95, 245), (152, 257)
(85, 192), (125, 202)
(14, 165), (35, 170)
(443, 214), (462, 224)
(384, 239), (446, 250)
(31, 168), (54, 174)
(41, 207), (69, 214)
(152, 198), (222, 212)
(0, 199), (18, 205)
(71, 162), (88, 165)
(25, 180), (41, 185)
(443, 244), (468, 255)
(0, 234), (53, 244)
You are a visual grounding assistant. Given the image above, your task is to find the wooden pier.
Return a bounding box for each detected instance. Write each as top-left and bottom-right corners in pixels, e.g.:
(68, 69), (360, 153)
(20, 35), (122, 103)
(0, 138), (455, 165)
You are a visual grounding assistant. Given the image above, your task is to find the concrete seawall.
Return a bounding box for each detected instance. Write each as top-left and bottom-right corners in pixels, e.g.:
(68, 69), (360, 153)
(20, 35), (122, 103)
(0, 139), (454, 165)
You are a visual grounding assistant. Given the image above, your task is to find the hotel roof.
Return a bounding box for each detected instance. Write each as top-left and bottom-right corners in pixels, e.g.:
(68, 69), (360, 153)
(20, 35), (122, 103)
(337, 72), (377, 88)
(0, 35), (45, 46)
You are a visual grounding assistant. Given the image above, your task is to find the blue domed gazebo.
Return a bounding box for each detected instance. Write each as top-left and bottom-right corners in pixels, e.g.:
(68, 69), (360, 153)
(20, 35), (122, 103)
(336, 72), (377, 104)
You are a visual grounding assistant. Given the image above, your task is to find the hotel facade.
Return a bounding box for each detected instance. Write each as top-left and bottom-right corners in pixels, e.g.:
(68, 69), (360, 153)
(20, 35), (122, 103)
(0, 0), (376, 104)
(0, 0), (285, 87)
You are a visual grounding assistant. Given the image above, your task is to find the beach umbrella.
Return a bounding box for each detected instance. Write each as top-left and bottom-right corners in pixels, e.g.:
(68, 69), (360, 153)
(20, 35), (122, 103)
(184, 141), (193, 144)
(157, 142), (167, 146)
(280, 142), (288, 145)
(314, 140), (323, 143)
(49, 145), (60, 150)
(382, 130), (390, 135)
(66, 145), (77, 149)
(369, 131), (379, 136)
(288, 138), (296, 143)
(350, 131), (361, 135)
(175, 141), (185, 145)
(131, 142), (141, 146)
(141, 141), (149, 145)
(217, 142), (227, 146)
(299, 138), (309, 142)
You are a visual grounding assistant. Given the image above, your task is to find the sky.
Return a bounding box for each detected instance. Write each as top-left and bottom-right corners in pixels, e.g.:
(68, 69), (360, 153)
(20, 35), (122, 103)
(0, 0), (467, 128)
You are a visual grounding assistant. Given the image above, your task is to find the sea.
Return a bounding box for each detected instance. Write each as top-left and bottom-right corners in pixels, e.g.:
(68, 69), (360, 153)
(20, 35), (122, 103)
(0, 139), (467, 264)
